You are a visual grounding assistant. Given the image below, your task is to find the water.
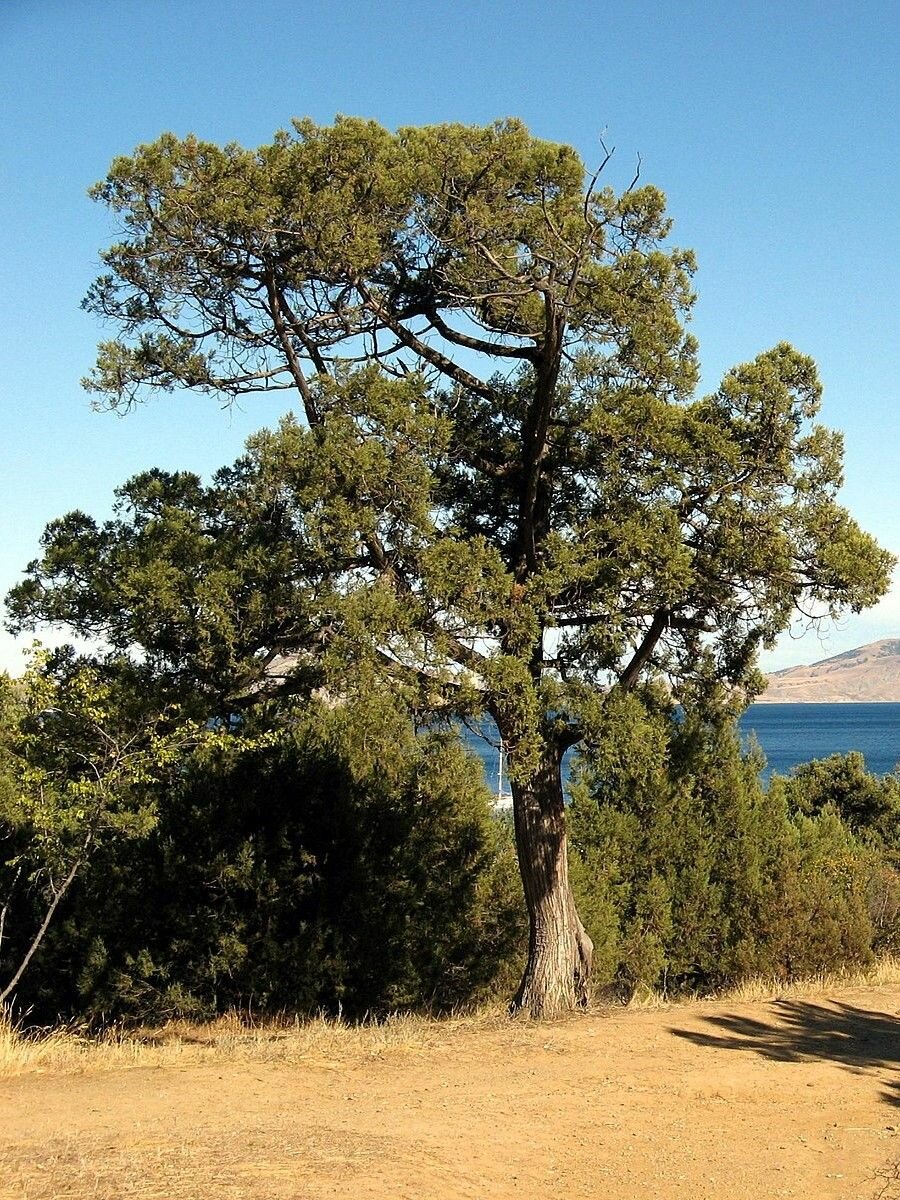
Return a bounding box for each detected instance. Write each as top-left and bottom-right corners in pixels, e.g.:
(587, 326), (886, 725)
(463, 703), (900, 796)
(740, 702), (900, 780)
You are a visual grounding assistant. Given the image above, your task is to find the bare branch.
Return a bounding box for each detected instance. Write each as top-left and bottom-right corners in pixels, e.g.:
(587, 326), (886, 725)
(624, 152), (643, 195)
(0, 829), (93, 1007)
(356, 282), (497, 402)
(583, 136), (615, 225)
(616, 609), (669, 692)
(422, 303), (537, 361)
(277, 290), (330, 377)
(264, 268), (320, 424)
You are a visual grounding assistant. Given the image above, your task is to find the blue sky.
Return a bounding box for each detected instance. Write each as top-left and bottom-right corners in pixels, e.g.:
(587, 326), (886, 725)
(1, 0), (897, 673)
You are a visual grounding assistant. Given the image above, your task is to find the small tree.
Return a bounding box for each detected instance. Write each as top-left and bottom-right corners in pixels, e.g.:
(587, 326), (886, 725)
(0, 653), (195, 1008)
(8, 118), (893, 1016)
(569, 690), (884, 994)
(775, 752), (900, 848)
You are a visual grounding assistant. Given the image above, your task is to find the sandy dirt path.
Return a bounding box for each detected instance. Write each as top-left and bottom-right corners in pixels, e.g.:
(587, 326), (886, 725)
(2, 984), (900, 1199)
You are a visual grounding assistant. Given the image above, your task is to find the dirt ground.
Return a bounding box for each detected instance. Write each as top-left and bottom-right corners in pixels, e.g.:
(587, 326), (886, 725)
(3, 984), (900, 1200)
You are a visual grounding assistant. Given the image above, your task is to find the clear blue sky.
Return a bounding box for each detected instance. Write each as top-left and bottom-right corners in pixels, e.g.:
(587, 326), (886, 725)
(1, 0), (897, 673)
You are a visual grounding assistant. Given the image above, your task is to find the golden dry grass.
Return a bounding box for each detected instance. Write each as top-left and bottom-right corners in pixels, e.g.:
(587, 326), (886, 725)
(718, 953), (900, 1003)
(626, 954), (900, 1010)
(4, 956), (900, 1079)
(0, 1002), (512, 1079)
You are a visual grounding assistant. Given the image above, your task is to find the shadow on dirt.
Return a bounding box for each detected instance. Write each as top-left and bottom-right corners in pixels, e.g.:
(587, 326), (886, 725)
(670, 999), (900, 1106)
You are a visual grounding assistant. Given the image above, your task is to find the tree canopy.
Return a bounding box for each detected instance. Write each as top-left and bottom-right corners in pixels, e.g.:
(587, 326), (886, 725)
(8, 116), (894, 1016)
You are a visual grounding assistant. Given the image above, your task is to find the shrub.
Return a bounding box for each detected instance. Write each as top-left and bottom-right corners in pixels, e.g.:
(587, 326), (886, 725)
(15, 695), (524, 1022)
(569, 692), (886, 997)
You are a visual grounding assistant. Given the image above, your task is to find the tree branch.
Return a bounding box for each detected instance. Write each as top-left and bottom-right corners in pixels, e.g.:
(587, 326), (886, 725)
(264, 267), (320, 424)
(421, 301), (537, 361)
(616, 609), (669, 692)
(356, 282), (497, 402)
(0, 831), (92, 1007)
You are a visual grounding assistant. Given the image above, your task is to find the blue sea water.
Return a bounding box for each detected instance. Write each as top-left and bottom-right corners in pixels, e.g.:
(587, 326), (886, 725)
(463, 703), (900, 795)
(740, 702), (900, 780)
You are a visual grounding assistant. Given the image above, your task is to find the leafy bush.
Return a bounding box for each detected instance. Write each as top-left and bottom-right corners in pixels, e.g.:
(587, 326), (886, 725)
(569, 692), (893, 997)
(770, 753), (900, 955)
(13, 694), (524, 1022)
(774, 752), (900, 851)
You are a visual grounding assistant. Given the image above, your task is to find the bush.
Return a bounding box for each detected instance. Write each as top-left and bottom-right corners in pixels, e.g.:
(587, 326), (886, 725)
(569, 691), (890, 997)
(771, 752), (900, 956)
(775, 752), (900, 852)
(14, 695), (524, 1022)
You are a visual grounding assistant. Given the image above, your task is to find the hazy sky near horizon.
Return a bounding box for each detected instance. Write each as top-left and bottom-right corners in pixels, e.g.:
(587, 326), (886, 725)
(1, 0), (897, 675)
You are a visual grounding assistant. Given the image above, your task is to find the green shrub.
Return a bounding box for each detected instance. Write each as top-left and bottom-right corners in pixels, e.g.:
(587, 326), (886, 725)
(570, 692), (887, 997)
(15, 695), (524, 1022)
(776, 752), (900, 853)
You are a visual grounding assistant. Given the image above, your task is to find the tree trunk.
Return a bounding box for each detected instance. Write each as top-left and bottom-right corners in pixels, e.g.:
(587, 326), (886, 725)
(508, 743), (593, 1018)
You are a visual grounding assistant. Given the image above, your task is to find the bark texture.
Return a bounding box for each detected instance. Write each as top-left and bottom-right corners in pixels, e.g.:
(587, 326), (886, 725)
(509, 747), (593, 1018)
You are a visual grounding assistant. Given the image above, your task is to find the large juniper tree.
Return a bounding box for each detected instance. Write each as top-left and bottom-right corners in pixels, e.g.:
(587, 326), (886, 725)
(9, 118), (893, 1016)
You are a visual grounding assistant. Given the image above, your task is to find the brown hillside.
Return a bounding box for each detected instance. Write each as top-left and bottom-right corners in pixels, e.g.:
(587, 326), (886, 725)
(760, 638), (900, 703)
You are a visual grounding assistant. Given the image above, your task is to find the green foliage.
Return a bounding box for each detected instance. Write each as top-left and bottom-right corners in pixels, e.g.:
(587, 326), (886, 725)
(0, 651), (203, 1005)
(769, 753), (900, 953)
(772, 752), (900, 850)
(4, 115), (894, 1015)
(569, 696), (893, 997)
(8, 116), (891, 767)
(19, 695), (523, 1022)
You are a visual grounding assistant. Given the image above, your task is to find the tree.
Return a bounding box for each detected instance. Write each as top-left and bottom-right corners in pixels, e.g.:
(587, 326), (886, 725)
(8, 117), (894, 1016)
(773, 752), (900, 850)
(0, 652), (193, 1008)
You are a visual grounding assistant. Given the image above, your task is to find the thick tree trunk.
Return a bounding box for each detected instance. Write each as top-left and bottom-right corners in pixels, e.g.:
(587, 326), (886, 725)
(508, 744), (593, 1018)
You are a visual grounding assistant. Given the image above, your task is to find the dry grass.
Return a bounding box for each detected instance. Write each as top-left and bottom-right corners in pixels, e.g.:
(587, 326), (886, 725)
(715, 954), (900, 1003)
(4, 956), (900, 1080)
(0, 1126), (402, 1200)
(622, 954), (900, 1011)
(5, 976), (900, 1200)
(0, 1002), (512, 1079)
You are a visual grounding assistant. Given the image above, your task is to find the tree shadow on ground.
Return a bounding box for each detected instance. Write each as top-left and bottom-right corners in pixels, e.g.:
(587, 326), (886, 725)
(670, 999), (900, 1106)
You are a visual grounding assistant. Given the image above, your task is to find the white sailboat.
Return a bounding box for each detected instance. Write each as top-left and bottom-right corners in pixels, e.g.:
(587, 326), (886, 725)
(495, 738), (513, 810)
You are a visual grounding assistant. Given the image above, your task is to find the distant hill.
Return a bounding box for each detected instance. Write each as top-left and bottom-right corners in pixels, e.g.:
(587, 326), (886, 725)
(760, 638), (900, 703)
